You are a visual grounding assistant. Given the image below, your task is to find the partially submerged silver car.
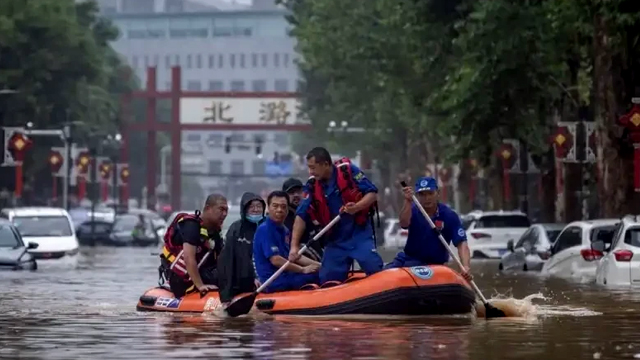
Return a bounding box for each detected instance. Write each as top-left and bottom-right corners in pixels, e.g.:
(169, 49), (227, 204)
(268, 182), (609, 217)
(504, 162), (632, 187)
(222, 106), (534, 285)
(499, 223), (565, 272)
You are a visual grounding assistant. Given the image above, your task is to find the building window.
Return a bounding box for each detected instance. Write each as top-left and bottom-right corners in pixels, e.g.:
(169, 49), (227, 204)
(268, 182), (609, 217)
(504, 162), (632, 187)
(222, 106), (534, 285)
(153, 55), (159, 66)
(273, 53), (280, 68)
(186, 54), (192, 69)
(239, 54), (245, 68)
(186, 133), (201, 142)
(218, 54), (224, 68)
(174, 54), (180, 66)
(230, 80), (245, 92)
(261, 53), (268, 67)
(209, 81), (224, 91)
(231, 160), (244, 175)
(274, 133), (289, 146)
(196, 54), (202, 69)
(274, 79), (288, 92)
(165, 55), (171, 68)
(252, 160), (266, 175)
(251, 53), (258, 68)
(208, 55), (215, 68)
(252, 80), (266, 92)
(283, 53), (290, 68)
(230, 54), (236, 68)
(187, 81), (201, 91)
(208, 160), (222, 175)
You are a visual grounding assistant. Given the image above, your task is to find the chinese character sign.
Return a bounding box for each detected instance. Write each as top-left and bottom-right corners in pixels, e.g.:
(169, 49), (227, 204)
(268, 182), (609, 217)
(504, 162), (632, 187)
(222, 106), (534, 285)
(180, 98), (300, 125)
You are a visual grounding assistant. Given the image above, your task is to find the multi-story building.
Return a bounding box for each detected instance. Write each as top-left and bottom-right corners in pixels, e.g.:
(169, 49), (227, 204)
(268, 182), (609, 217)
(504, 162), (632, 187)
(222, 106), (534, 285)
(102, 0), (305, 204)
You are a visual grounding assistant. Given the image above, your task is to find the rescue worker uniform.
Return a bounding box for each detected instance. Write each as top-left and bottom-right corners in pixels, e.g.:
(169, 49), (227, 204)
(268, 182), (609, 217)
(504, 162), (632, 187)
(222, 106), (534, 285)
(296, 160), (383, 284)
(159, 212), (222, 298)
(217, 192), (265, 303)
(254, 217), (319, 292)
(282, 178), (323, 262)
(385, 177), (467, 268)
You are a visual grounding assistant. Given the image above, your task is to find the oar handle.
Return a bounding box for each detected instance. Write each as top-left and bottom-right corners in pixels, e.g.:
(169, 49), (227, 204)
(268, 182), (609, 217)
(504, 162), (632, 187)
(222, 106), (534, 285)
(400, 181), (489, 304)
(256, 214), (341, 294)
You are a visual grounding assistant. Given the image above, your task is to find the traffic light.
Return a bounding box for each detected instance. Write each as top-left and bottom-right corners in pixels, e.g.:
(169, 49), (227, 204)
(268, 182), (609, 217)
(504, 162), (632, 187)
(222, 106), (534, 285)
(224, 136), (231, 153)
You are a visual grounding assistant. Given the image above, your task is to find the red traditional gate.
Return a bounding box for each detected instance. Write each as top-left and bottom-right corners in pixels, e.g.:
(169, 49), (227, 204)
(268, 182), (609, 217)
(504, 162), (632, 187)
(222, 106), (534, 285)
(123, 66), (311, 210)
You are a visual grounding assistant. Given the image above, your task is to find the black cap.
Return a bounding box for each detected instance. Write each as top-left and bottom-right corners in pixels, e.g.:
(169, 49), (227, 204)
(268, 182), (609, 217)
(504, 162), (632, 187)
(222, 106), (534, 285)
(282, 178), (304, 193)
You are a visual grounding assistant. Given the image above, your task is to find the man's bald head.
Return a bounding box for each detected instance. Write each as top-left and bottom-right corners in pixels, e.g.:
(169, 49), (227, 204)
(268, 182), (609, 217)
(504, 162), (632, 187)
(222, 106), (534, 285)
(204, 193), (227, 208)
(201, 193), (228, 230)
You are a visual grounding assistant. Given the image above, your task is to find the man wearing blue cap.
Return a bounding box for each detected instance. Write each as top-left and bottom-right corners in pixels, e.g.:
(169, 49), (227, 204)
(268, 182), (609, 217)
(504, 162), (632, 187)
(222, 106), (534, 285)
(385, 177), (472, 281)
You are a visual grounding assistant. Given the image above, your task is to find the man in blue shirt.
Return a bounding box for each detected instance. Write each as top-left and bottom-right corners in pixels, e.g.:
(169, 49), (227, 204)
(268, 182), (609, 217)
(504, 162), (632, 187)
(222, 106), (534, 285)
(253, 190), (321, 293)
(289, 147), (383, 284)
(385, 177), (473, 281)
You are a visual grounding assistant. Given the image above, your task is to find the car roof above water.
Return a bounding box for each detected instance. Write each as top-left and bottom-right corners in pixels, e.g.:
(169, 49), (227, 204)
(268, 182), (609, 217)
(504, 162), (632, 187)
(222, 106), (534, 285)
(2, 207), (70, 217)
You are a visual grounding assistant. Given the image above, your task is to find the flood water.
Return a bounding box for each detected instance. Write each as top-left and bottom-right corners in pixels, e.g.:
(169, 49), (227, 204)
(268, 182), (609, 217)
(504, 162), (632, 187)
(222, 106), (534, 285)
(1, 247), (639, 359)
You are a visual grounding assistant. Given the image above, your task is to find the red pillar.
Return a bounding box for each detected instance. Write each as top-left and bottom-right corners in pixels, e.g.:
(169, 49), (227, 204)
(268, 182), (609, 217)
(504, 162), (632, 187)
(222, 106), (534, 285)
(146, 67), (157, 211)
(170, 66), (182, 210)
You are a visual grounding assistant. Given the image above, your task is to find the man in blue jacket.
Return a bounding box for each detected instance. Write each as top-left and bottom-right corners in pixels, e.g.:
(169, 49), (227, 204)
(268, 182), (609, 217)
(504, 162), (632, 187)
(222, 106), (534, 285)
(253, 191), (321, 293)
(385, 177), (473, 282)
(289, 147), (383, 284)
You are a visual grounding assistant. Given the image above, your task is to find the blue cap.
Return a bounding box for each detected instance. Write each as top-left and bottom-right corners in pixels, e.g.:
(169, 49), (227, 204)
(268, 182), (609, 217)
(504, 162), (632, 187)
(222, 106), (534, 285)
(415, 177), (438, 192)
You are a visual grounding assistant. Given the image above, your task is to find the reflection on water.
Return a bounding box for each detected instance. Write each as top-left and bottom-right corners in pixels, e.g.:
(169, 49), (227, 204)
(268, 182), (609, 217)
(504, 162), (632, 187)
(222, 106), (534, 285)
(1, 248), (640, 359)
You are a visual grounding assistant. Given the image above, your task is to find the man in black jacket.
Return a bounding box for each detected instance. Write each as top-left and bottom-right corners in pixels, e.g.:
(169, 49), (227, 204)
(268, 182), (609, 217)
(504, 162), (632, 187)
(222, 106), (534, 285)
(282, 178), (323, 261)
(217, 192), (266, 303)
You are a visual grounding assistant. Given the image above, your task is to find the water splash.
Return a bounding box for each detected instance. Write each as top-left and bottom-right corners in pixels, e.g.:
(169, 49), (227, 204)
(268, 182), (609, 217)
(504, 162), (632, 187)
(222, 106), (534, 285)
(474, 292), (602, 319)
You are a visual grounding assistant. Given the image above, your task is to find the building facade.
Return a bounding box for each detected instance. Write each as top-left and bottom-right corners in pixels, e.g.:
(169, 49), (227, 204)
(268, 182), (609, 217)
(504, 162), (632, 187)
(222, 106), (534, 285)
(104, 2), (304, 204)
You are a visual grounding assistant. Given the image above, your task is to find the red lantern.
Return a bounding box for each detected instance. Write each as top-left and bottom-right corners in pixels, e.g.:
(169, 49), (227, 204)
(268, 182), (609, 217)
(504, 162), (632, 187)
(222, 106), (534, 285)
(99, 162), (112, 180)
(619, 104), (640, 191)
(76, 152), (91, 174)
(8, 132), (32, 162)
(550, 126), (573, 159)
(438, 167), (451, 183)
(120, 165), (130, 184)
(49, 151), (63, 173)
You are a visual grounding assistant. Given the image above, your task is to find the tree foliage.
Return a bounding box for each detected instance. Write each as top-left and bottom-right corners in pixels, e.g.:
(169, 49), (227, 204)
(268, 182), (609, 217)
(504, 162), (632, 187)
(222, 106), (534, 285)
(282, 0), (640, 216)
(0, 0), (136, 198)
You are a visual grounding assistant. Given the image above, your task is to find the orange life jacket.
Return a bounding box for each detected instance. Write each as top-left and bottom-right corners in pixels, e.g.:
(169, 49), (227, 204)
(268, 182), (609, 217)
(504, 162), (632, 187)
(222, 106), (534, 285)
(161, 211), (213, 281)
(305, 157), (374, 228)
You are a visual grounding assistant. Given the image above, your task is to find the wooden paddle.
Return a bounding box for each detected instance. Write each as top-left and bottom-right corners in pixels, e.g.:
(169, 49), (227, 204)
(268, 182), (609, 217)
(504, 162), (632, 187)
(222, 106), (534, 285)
(400, 181), (506, 319)
(224, 214), (342, 318)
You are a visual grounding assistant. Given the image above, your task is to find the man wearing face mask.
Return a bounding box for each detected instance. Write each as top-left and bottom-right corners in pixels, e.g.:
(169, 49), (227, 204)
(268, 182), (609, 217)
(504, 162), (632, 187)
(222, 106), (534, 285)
(282, 178), (323, 262)
(217, 192), (266, 304)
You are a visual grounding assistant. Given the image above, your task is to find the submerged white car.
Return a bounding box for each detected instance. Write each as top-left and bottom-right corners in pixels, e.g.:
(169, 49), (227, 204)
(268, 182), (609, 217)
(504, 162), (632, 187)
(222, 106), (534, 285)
(593, 215), (640, 286)
(1, 207), (79, 260)
(462, 210), (531, 259)
(541, 219), (619, 280)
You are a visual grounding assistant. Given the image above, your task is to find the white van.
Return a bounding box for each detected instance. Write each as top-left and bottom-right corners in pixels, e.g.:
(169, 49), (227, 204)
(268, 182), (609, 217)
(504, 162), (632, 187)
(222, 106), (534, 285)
(0, 207), (79, 260)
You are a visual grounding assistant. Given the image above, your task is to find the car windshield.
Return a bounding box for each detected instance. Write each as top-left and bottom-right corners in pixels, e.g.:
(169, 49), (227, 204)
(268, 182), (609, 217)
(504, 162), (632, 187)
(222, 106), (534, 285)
(78, 221), (113, 234)
(475, 215), (530, 228)
(0, 225), (20, 247)
(590, 225), (618, 243)
(13, 216), (73, 237)
(624, 228), (640, 247)
(112, 216), (139, 232)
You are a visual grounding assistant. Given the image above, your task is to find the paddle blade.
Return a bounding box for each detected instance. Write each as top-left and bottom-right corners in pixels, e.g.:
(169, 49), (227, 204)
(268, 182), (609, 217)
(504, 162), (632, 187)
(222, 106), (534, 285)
(224, 293), (257, 318)
(484, 302), (507, 319)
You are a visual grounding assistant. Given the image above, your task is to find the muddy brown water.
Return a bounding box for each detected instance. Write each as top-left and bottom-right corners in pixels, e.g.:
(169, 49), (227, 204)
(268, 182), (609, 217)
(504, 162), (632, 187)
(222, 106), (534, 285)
(0, 247), (638, 359)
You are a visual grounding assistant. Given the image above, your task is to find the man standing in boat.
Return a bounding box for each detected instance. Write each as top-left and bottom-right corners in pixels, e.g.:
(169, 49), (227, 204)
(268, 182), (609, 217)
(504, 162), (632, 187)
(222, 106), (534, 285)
(385, 177), (473, 282)
(159, 194), (228, 298)
(254, 191), (321, 292)
(289, 147), (383, 285)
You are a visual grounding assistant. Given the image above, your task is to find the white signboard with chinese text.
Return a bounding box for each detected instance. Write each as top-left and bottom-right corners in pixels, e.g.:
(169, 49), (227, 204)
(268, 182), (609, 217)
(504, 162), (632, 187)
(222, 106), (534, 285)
(180, 98), (305, 125)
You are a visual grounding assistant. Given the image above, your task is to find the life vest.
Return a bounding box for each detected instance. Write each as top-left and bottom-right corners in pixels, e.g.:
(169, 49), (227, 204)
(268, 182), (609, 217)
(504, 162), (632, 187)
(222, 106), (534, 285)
(305, 157), (374, 228)
(160, 210), (213, 281)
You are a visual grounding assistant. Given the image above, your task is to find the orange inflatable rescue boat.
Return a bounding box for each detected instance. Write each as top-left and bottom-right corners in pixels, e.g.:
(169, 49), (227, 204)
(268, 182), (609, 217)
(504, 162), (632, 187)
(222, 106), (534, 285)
(136, 266), (476, 316)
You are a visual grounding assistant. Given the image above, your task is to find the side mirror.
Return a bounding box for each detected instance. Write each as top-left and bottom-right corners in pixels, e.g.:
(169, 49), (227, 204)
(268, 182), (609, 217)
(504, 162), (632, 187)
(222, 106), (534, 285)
(507, 240), (515, 252)
(591, 240), (606, 253)
(27, 242), (39, 249)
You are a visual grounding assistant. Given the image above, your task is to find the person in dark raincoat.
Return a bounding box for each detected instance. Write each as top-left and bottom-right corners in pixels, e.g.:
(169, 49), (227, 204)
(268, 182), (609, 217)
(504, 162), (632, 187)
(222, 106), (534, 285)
(217, 192), (266, 303)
